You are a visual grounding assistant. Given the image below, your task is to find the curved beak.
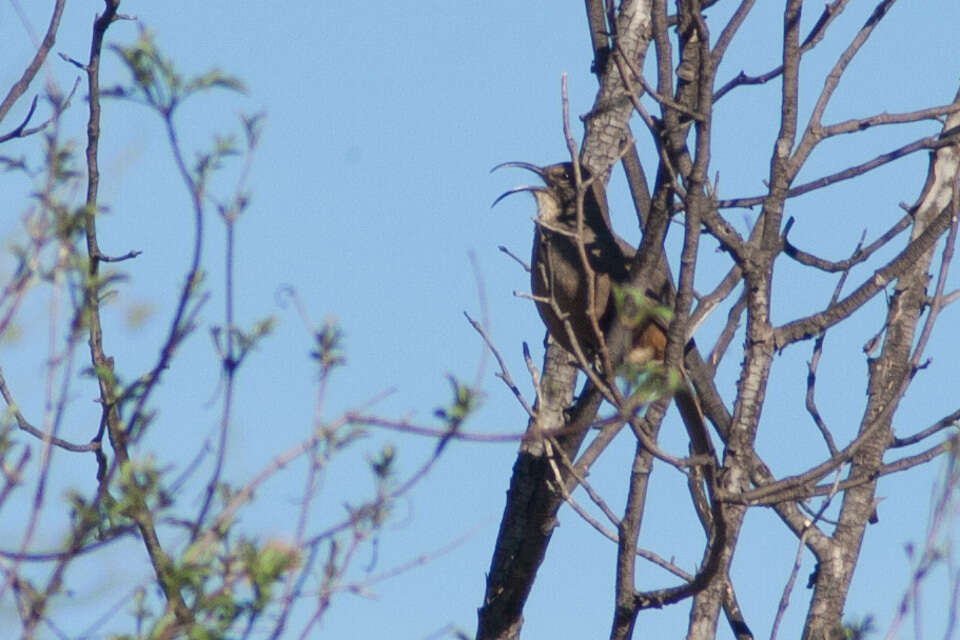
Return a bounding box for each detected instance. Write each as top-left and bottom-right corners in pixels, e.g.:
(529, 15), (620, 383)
(490, 161), (546, 177)
(491, 185), (541, 208)
(490, 162), (546, 209)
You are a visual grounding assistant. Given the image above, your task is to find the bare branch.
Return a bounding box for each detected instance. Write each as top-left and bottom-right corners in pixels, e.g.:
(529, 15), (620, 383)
(892, 408), (960, 448)
(908, 183), (959, 373)
(497, 245), (530, 272)
(614, 46), (705, 122)
(0, 78), (81, 144)
(770, 472), (843, 639)
(710, 0), (755, 64)
(774, 202), (955, 349)
(545, 436), (620, 528)
(93, 249), (142, 263)
(0, 0), (66, 129)
(792, 0), (899, 172)
(805, 232), (863, 457)
(713, 1), (850, 102)
(719, 133), (957, 210)
(0, 447), (30, 513)
(707, 291), (746, 370)
(783, 213), (911, 272)
(822, 102), (960, 138)
(348, 413), (522, 443)
(0, 368), (98, 453)
(768, 437), (957, 505)
(465, 311), (536, 418)
(690, 265), (742, 339)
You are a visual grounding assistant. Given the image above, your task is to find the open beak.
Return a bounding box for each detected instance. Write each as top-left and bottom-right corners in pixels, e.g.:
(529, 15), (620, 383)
(490, 161), (545, 177)
(491, 185), (542, 208)
(490, 162), (546, 208)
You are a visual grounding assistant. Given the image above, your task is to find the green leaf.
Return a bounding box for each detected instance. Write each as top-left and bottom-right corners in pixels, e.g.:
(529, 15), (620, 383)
(612, 283), (673, 329)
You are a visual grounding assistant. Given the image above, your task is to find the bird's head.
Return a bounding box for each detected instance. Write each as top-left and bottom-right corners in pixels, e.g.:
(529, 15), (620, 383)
(490, 161), (588, 224)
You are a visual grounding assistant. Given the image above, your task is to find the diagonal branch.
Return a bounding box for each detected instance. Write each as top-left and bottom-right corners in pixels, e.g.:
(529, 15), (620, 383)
(822, 102), (960, 138)
(713, 0), (849, 102)
(783, 213), (910, 272)
(791, 0), (899, 172)
(774, 202), (956, 349)
(719, 132), (958, 210)
(0, 0), (66, 129)
(892, 408), (960, 448)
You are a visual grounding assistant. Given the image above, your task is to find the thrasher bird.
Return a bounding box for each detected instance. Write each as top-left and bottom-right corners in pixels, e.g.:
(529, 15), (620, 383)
(493, 161), (710, 446)
(492, 161), (672, 368)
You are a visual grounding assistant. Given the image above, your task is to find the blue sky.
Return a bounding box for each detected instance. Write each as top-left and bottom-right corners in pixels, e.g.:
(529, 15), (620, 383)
(1, 2), (959, 638)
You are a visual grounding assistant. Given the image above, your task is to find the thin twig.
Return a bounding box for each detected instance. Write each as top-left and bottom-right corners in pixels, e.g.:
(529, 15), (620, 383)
(720, 133), (956, 210)
(783, 214), (910, 272)
(805, 231), (863, 457)
(348, 413), (523, 443)
(497, 245), (530, 272)
(0, 0), (66, 128)
(770, 471), (843, 639)
(892, 408), (960, 448)
(465, 311), (535, 418)
(713, 1), (848, 102)
(0, 369), (99, 452)
(907, 178), (959, 375)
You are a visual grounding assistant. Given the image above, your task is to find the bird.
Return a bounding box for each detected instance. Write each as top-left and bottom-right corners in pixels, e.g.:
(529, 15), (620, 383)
(492, 161), (671, 368)
(493, 160), (713, 459)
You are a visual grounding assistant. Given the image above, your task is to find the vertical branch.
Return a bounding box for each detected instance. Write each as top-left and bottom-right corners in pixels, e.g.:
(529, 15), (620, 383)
(76, 1), (192, 629)
(194, 118), (259, 540)
(192, 216), (236, 540)
(585, 0), (612, 78)
(764, 0), (802, 246)
(609, 440), (654, 640)
(791, 0), (898, 172)
(478, 3), (657, 638)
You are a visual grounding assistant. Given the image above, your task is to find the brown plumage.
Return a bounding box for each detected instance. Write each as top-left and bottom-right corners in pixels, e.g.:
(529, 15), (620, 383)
(493, 160), (712, 458)
(493, 161), (669, 364)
